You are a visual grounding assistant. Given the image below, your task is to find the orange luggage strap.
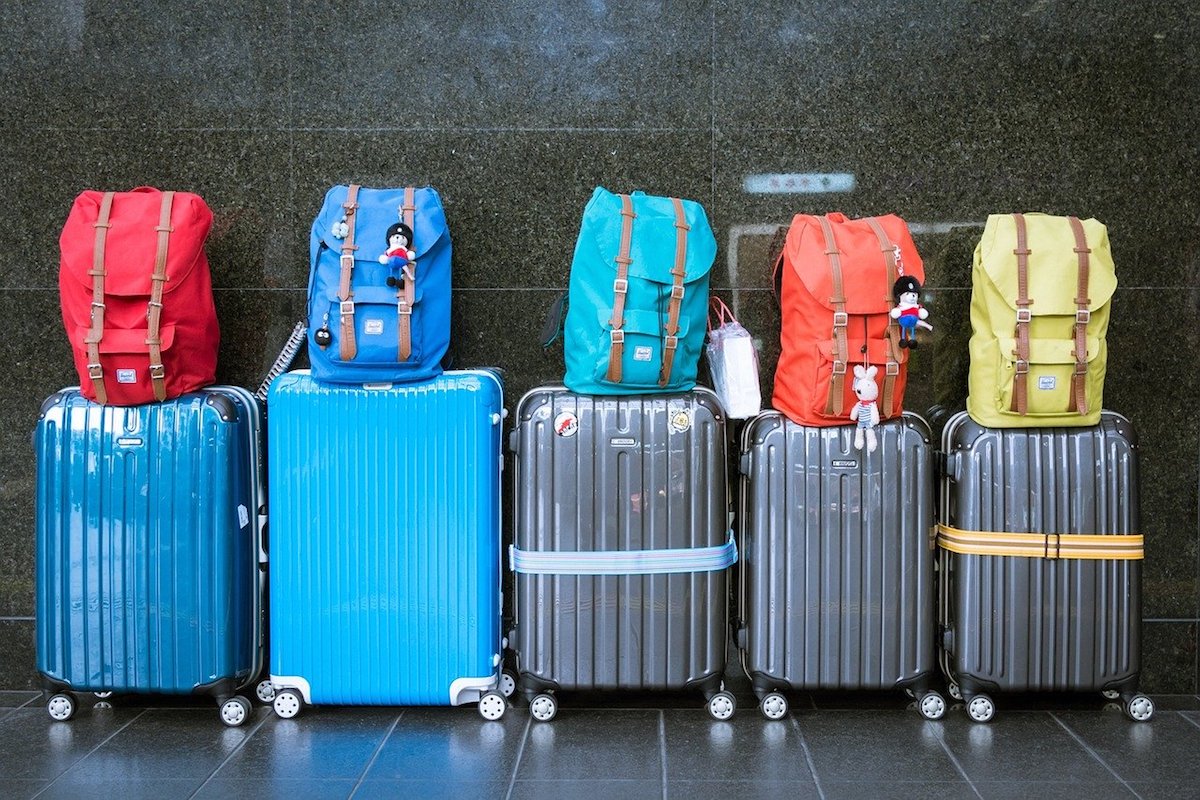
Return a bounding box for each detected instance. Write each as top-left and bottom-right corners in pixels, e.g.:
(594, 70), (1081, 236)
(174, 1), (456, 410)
(657, 197), (690, 387)
(397, 187), (416, 361)
(865, 217), (903, 416)
(1010, 213), (1033, 415)
(936, 523), (1143, 561)
(604, 194), (636, 384)
(1066, 216), (1092, 415)
(145, 191), (175, 402)
(817, 216), (849, 416)
(337, 184), (361, 360)
(86, 192), (115, 405)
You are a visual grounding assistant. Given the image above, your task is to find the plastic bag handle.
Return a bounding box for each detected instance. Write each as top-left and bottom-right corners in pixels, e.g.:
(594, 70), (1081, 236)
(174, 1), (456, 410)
(708, 295), (735, 332)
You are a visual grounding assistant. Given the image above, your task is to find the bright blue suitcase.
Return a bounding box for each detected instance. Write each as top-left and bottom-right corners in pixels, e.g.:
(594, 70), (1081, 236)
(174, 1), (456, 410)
(266, 370), (507, 719)
(34, 386), (267, 726)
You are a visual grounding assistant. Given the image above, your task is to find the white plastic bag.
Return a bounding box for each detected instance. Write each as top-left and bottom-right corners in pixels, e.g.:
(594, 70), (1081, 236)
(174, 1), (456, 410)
(705, 297), (762, 419)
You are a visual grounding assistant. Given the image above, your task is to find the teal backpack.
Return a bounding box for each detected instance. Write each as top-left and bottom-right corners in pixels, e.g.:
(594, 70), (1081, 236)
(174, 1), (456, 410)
(562, 188), (716, 395)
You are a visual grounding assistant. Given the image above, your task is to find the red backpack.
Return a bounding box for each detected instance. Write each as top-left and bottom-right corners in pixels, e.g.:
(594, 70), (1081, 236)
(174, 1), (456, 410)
(772, 212), (925, 426)
(60, 188), (218, 405)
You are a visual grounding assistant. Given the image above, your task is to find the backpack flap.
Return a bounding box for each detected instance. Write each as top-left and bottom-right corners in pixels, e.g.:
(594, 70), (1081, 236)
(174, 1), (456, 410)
(584, 188), (717, 287)
(60, 189), (213, 301)
(977, 213), (1116, 318)
(785, 213), (924, 315)
(312, 185), (448, 262)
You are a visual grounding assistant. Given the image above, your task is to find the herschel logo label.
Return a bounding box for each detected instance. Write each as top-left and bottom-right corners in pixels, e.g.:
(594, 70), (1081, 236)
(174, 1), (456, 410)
(832, 459), (858, 468)
(633, 346), (653, 362)
(364, 319), (384, 335)
(116, 369), (137, 384)
(1038, 376), (1057, 390)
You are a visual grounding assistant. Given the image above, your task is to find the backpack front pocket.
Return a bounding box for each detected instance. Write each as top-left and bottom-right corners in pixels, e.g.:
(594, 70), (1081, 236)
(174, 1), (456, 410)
(995, 335), (1101, 416)
(593, 309), (690, 389)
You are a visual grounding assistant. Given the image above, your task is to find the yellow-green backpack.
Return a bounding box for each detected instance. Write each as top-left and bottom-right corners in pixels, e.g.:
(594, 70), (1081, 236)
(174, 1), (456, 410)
(967, 213), (1116, 427)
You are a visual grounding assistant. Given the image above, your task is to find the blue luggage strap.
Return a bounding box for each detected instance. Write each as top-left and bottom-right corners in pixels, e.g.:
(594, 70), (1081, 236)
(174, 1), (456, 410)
(510, 532), (737, 576)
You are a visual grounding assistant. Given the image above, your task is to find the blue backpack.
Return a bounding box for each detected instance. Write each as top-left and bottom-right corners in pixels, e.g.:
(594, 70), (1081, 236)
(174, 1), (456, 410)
(307, 184), (450, 384)
(563, 188), (716, 394)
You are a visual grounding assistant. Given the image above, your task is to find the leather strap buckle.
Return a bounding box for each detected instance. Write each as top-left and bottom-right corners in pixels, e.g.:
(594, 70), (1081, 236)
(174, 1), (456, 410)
(87, 363), (104, 379)
(397, 302), (412, 316)
(832, 312), (848, 327)
(340, 300), (355, 316)
(669, 285), (685, 300)
(1014, 359), (1030, 375)
(612, 278), (629, 294)
(1074, 362), (1089, 376)
(610, 330), (625, 344)
(831, 360), (847, 376)
(148, 364), (166, 380)
(1075, 309), (1091, 324)
(340, 253), (355, 267)
(664, 335), (678, 351)
(1016, 309), (1032, 324)
(885, 361), (900, 376)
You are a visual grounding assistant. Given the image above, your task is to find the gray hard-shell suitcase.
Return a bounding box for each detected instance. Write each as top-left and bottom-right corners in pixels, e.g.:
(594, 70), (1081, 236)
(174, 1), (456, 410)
(737, 411), (943, 720)
(508, 387), (737, 721)
(937, 411), (1153, 722)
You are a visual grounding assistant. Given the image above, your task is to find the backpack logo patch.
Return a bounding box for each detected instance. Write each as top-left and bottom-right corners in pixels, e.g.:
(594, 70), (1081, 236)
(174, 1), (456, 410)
(116, 369), (137, 384)
(364, 319), (384, 335)
(633, 346), (653, 362)
(1038, 376), (1057, 390)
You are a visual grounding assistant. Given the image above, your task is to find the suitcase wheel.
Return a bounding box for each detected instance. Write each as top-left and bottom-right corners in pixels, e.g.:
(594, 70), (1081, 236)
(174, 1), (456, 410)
(1102, 689), (1121, 700)
(759, 692), (788, 721)
(93, 691), (113, 699)
(707, 691), (736, 722)
(917, 691), (947, 721)
(1125, 694), (1154, 722)
(499, 670), (517, 699)
(46, 693), (76, 722)
(219, 696), (253, 727)
(273, 689), (303, 719)
(966, 694), (996, 723)
(255, 680), (277, 704)
(947, 682), (963, 701)
(478, 691), (507, 721)
(530, 693), (558, 722)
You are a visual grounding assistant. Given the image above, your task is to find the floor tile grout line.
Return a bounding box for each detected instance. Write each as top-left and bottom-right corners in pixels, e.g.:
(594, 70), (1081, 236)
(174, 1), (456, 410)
(187, 709), (274, 800)
(659, 710), (668, 800)
(30, 708), (148, 798)
(503, 715), (532, 800)
(1049, 713), (1143, 800)
(789, 716), (826, 800)
(347, 710), (404, 798)
(929, 725), (984, 800)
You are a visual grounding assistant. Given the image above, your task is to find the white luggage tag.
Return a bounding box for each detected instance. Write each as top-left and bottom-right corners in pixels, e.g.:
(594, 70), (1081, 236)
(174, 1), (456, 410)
(705, 297), (762, 419)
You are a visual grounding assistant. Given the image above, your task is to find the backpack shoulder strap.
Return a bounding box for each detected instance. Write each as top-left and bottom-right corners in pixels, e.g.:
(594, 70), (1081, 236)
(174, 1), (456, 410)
(657, 197), (690, 387)
(1067, 216), (1092, 415)
(817, 216), (849, 416)
(85, 191), (116, 405)
(146, 190), (175, 402)
(604, 194), (636, 384)
(865, 217), (903, 417)
(397, 186), (416, 361)
(338, 184), (361, 361)
(1010, 213), (1033, 415)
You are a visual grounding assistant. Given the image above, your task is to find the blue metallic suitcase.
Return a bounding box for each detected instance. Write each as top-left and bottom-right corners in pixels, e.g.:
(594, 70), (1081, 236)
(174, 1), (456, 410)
(266, 370), (507, 719)
(34, 386), (267, 726)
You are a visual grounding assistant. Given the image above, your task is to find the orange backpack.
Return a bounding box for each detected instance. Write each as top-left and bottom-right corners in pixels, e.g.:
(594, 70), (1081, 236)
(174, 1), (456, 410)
(771, 212), (924, 427)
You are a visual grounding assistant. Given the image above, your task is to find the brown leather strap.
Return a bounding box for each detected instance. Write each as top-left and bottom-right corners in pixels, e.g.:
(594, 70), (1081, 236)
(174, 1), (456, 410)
(817, 216), (849, 416)
(1066, 216), (1091, 414)
(338, 184), (361, 360)
(865, 217), (903, 417)
(397, 187), (416, 361)
(1010, 213), (1033, 414)
(86, 192), (115, 404)
(144, 191), (175, 401)
(658, 197), (690, 387)
(605, 194), (636, 383)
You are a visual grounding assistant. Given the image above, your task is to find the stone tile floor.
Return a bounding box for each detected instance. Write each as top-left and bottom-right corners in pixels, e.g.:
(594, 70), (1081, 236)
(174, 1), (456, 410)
(1, 690), (1198, 799)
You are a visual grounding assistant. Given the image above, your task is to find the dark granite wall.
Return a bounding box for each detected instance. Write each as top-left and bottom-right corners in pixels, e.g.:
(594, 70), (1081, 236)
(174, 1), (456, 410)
(1, 2), (1196, 692)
